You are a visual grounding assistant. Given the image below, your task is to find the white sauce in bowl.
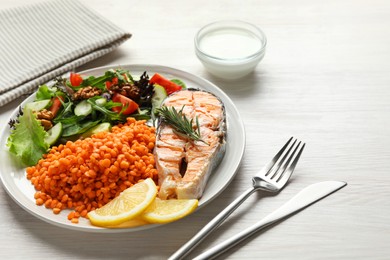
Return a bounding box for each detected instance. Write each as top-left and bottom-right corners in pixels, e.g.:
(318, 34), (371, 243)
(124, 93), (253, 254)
(198, 28), (262, 60)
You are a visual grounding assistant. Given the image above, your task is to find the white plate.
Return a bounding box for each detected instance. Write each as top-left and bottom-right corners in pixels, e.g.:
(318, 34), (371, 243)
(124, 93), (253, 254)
(0, 64), (245, 232)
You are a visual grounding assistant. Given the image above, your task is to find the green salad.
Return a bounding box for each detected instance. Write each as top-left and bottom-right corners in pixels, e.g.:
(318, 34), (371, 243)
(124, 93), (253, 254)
(7, 68), (186, 166)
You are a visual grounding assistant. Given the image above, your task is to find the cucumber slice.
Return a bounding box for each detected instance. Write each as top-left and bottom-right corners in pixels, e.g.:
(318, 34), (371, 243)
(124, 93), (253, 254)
(95, 98), (107, 107)
(152, 84), (168, 113)
(45, 122), (63, 146)
(81, 122), (111, 138)
(74, 100), (93, 116)
(171, 79), (186, 89)
(25, 99), (51, 111)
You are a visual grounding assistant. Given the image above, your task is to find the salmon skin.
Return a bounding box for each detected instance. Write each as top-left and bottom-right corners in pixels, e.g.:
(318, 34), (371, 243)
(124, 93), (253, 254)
(155, 89), (226, 200)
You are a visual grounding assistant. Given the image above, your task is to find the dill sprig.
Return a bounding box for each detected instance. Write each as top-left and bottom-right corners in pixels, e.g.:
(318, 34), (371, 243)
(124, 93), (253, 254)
(157, 106), (207, 144)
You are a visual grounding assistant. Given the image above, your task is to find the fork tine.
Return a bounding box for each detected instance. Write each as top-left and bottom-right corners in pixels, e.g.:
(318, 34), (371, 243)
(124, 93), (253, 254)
(267, 139), (298, 179)
(259, 137), (294, 176)
(276, 142), (305, 186)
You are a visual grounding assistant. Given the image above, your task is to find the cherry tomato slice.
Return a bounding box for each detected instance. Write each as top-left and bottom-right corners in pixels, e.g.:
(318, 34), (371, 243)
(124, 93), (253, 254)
(49, 96), (64, 117)
(70, 73), (83, 87)
(105, 81), (112, 90)
(105, 77), (118, 90)
(149, 73), (182, 95)
(112, 93), (139, 115)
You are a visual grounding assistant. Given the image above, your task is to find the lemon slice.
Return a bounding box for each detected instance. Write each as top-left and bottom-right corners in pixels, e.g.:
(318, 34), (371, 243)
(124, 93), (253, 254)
(142, 198), (198, 224)
(88, 178), (157, 227)
(106, 217), (149, 229)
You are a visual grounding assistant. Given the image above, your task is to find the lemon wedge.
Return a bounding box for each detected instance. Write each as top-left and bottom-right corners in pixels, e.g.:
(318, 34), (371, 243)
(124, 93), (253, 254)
(88, 178), (157, 227)
(142, 198), (198, 224)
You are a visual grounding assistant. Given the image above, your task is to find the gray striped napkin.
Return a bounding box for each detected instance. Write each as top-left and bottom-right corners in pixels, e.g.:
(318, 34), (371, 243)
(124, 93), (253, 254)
(0, 0), (131, 106)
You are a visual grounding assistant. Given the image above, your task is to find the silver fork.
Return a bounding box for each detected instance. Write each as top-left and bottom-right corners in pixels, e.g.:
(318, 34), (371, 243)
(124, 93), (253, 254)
(169, 137), (305, 260)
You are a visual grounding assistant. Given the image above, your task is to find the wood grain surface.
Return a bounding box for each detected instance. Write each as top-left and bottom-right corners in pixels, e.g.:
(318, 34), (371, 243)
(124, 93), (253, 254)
(0, 0), (389, 259)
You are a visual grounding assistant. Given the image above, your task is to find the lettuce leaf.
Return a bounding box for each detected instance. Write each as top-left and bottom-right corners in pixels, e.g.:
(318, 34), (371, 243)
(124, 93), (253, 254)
(7, 109), (49, 166)
(35, 84), (54, 100)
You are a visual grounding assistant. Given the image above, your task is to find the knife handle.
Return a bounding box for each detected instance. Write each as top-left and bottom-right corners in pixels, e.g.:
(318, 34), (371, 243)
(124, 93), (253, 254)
(168, 186), (257, 260)
(193, 181), (347, 259)
(193, 217), (273, 260)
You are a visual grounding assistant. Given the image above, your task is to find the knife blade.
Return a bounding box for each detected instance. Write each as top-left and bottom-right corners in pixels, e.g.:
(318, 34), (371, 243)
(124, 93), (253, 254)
(193, 181), (347, 260)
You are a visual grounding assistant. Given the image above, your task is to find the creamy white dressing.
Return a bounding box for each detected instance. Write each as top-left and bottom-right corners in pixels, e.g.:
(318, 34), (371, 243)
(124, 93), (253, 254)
(198, 28), (262, 59)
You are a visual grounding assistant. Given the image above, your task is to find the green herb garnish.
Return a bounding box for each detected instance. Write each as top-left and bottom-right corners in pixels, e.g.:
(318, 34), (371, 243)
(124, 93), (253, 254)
(157, 106), (207, 144)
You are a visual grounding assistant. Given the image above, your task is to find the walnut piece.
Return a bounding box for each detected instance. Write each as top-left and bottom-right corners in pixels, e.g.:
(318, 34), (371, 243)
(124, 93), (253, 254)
(72, 86), (102, 100)
(35, 109), (54, 130)
(39, 119), (53, 131)
(36, 109), (54, 121)
(110, 84), (140, 101)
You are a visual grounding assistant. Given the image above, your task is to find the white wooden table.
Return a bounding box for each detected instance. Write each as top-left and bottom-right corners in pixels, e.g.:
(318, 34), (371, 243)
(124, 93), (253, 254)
(1, 0), (389, 259)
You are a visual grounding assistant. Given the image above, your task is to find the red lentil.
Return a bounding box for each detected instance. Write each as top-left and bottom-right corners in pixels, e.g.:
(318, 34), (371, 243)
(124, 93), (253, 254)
(26, 118), (157, 223)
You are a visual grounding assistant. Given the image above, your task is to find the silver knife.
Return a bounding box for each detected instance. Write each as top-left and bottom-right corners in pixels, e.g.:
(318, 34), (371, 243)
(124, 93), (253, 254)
(192, 181), (347, 260)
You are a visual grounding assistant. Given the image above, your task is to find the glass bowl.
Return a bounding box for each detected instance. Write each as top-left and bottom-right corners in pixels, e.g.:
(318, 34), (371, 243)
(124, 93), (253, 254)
(195, 20), (267, 80)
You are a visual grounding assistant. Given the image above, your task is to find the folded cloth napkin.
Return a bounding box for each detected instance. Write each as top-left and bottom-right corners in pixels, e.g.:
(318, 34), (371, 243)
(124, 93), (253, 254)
(0, 0), (131, 106)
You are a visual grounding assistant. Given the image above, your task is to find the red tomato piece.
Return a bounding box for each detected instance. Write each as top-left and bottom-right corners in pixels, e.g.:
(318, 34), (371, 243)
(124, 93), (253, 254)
(111, 77), (118, 85)
(105, 77), (118, 90)
(112, 93), (139, 115)
(49, 96), (64, 117)
(105, 81), (112, 90)
(70, 73), (83, 87)
(149, 73), (182, 95)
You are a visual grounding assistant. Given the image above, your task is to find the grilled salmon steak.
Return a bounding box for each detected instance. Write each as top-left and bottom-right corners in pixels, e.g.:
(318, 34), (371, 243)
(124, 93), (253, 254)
(155, 89), (226, 199)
